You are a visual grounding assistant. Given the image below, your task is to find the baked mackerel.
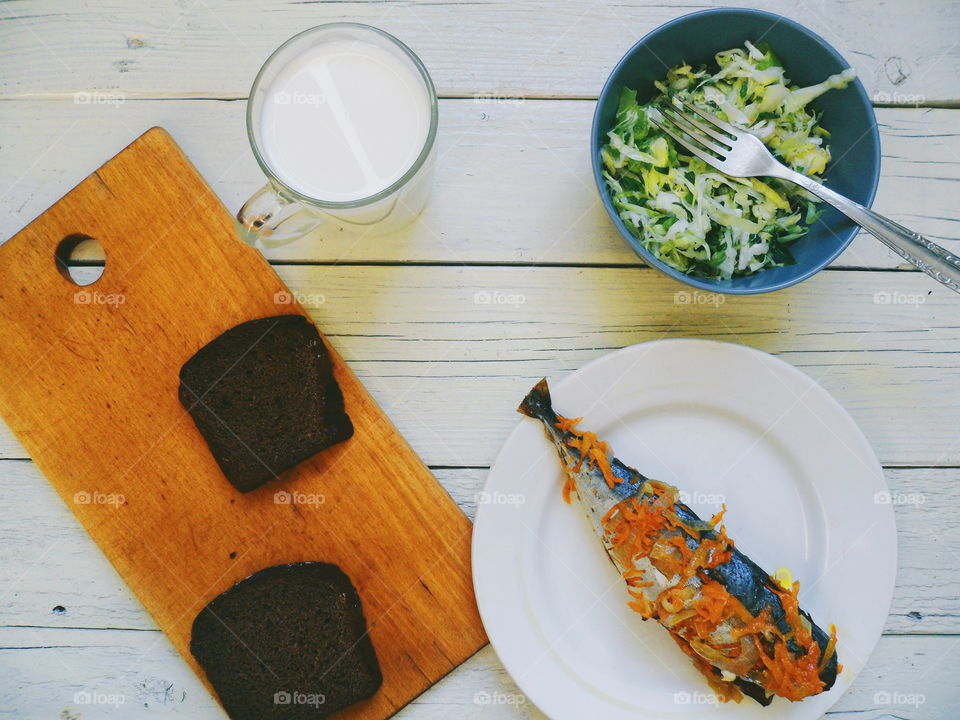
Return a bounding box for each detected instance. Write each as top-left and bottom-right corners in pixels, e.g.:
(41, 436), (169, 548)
(519, 378), (839, 706)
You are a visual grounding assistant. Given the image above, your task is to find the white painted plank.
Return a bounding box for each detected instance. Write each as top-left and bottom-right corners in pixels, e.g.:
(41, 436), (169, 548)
(1, 100), (957, 268)
(0, 458), (957, 635)
(0, 0), (958, 104)
(0, 463), (479, 634)
(0, 629), (956, 719)
(0, 626), (220, 718)
(0, 267), (957, 466)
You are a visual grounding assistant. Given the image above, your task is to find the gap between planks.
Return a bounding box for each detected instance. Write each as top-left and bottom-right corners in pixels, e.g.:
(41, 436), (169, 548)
(57, 260), (928, 272)
(1, 94), (959, 109)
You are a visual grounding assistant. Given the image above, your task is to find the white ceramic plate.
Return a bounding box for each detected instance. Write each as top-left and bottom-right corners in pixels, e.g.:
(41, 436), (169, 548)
(473, 339), (896, 720)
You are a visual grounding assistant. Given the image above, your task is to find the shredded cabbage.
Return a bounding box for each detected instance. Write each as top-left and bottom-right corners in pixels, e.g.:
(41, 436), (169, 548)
(600, 42), (856, 279)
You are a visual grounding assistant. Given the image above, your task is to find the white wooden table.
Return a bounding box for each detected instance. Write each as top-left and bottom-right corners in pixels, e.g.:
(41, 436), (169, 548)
(1, 1), (959, 718)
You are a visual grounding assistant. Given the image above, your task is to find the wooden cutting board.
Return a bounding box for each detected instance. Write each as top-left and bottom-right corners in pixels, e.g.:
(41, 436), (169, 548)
(0, 127), (486, 718)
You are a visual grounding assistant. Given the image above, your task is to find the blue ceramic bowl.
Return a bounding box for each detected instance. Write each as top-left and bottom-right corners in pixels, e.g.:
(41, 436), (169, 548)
(591, 8), (880, 294)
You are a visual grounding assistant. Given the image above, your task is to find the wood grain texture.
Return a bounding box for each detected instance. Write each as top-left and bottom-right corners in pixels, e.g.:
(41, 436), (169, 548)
(1, 0), (958, 104)
(1, 462), (956, 637)
(0, 632), (955, 720)
(0, 128), (485, 719)
(2, 2), (959, 716)
(1, 100), (957, 268)
(2, 264), (955, 466)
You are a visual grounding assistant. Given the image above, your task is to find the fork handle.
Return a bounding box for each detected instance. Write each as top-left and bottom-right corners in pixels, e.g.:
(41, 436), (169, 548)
(778, 170), (960, 293)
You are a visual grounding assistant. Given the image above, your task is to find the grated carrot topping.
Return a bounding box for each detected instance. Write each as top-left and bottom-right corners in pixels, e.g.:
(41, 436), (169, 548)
(601, 504), (620, 524)
(613, 482), (832, 701)
(556, 415), (621, 488)
(589, 447), (618, 487)
(626, 576), (653, 589)
(554, 416), (583, 433)
(552, 411), (838, 703)
(610, 523), (632, 548)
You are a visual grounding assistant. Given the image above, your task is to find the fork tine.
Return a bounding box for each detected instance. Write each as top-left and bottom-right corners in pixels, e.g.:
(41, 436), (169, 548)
(672, 95), (741, 137)
(661, 102), (733, 147)
(649, 116), (725, 169)
(658, 106), (731, 156)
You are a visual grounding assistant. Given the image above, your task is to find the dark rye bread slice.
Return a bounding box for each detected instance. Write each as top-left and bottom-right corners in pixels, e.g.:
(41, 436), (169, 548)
(179, 314), (353, 492)
(190, 562), (382, 720)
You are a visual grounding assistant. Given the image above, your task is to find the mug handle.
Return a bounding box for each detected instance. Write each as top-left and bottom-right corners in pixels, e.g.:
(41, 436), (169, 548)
(236, 182), (323, 248)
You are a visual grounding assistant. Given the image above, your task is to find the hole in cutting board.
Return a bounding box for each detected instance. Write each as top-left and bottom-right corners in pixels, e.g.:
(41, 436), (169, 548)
(55, 234), (106, 286)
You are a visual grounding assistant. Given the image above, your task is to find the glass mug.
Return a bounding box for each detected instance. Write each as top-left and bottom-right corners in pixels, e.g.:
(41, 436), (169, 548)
(238, 24), (439, 248)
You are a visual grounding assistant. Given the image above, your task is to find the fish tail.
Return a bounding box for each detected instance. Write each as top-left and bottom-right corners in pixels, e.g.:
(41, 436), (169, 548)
(517, 378), (556, 422)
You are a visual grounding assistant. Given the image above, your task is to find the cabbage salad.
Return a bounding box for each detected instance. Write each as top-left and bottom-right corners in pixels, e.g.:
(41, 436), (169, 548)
(600, 41), (856, 279)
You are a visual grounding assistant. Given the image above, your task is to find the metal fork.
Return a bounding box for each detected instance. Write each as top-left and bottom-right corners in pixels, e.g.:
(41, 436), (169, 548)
(651, 96), (960, 293)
